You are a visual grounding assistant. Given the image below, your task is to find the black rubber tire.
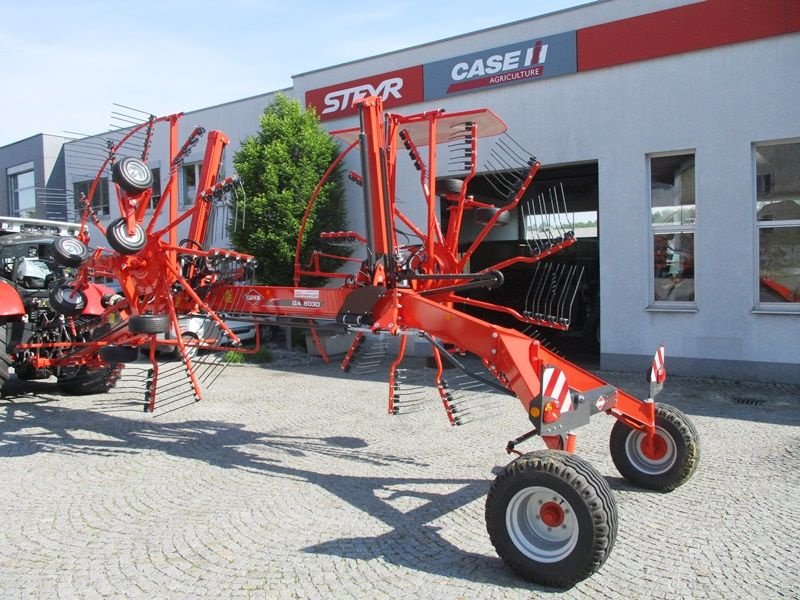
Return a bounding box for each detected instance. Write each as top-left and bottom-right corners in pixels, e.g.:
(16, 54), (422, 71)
(0, 324), (10, 396)
(49, 285), (87, 316)
(609, 402), (700, 492)
(99, 345), (139, 363)
(112, 156), (153, 193)
(13, 363), (51, 380)
(486, 450), (617, 589)
(129, 314), (170, 334)
(58, 365), (121, 395)
(52, 236), (90, 268)
(435, 178), (464, 196)
(106, 218), (147, 255)
(474, 207), (511, 227)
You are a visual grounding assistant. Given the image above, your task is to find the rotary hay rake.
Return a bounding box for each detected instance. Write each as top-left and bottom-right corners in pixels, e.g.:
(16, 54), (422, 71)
(18, 97), (699, 588)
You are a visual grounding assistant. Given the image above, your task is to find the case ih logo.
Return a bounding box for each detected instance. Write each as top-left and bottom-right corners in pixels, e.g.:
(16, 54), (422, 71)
(306, 66), (424, 121)
(423, 31), (577, 99)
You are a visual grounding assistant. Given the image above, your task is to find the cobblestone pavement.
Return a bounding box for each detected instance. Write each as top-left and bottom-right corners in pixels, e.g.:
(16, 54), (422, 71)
(1, 351), (798, 599)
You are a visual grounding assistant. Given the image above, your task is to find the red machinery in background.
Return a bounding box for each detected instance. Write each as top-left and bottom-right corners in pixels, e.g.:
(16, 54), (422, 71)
(10, 97), (699, 588)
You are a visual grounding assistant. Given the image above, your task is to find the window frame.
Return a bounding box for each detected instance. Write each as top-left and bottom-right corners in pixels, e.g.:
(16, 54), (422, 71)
(73, 177), (110, 217)
(647, 150), (698, 310)
(180, 162), (202, 208)
(753, 138), (800, 313)
(7, 163), (37, 218)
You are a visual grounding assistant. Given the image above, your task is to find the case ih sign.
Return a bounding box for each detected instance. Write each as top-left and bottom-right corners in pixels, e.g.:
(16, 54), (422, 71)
(306, 32), (576, 120)
(306, 66), (424, 121)
(424, 31), (577, 99)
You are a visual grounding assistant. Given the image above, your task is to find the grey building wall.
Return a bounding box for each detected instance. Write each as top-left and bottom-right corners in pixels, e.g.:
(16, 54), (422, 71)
(1, 134), (72, 219)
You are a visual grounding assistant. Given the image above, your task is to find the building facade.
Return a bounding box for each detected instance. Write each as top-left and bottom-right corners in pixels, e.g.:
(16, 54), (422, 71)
(1, 134), (71, 221)
(5, 0), (800, 382)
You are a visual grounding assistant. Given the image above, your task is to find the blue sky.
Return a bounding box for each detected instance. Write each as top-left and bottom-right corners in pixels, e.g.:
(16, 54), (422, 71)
(0, 0), (594, 145)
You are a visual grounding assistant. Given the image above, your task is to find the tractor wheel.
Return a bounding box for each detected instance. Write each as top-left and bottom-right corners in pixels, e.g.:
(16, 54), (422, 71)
(13, 363), (51, 380)
(486, 450), (617, 589)
(57, 365), (121, 395)
(129, 314), (170, 335)
(474, 207), (511, 227)
(106, 218), (147, 255)
(49, 285), (87, 316)
(435, 178), (463, 196)
(112, 156), (153, 194)
(52, 236), (89, 268)
(0, 324), (10, 396)
(609, 402), (700, 492)
(99, 345), (139, 363)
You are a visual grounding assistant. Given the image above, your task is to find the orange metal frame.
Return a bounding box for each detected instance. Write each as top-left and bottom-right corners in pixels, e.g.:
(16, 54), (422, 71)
(23, 97), (661, 454)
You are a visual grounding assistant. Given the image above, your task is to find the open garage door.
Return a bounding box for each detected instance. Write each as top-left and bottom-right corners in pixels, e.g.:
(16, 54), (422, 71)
(451, 161), (600, 362)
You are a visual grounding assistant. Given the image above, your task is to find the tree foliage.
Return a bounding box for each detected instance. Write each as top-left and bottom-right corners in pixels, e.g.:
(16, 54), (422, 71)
(231, 94), (348, 285)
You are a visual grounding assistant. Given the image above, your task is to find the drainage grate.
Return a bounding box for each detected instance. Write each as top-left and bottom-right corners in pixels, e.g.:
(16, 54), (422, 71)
(734, 398), (766, 406)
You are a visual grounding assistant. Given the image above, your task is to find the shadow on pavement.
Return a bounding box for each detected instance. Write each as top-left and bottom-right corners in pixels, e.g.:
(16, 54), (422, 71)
(0, 396), (545, 592)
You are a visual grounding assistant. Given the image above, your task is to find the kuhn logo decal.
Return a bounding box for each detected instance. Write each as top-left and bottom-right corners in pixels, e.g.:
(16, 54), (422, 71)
(243, 289), (263, 304)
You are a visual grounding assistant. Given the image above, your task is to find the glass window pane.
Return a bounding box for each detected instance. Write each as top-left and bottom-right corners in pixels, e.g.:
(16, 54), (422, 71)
(182, 164), (197, 206)
(11, 170), (36, 218)
(756, 142), (800, 219)
(651, 154), (695, 226)
(654, 232), (695, 301)
(150, 167), (161, 209)
(759, 225), (800, 303)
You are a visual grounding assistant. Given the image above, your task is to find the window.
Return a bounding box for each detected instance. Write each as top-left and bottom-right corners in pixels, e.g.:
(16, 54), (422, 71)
(149, 167), (162, 210)
(74, 178), (110, 216)
(181, 163), (201, 207)
(650, 153), (696, 303)
(8, 167), (36, 218)
(755, 140), (800, 306)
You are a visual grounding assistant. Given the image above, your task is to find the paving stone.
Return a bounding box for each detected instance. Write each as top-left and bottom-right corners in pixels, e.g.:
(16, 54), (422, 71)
(1, 355), (798, 599)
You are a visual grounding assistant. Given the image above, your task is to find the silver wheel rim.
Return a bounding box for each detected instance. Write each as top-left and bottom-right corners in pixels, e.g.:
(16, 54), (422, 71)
(115, 222), (145, 246)
(59, 237), (85, 257)
(124, 159), (150, 184)
(505, 485), (579, 563)
(624, 426), (677, 475)
(59, 287), (83, 306)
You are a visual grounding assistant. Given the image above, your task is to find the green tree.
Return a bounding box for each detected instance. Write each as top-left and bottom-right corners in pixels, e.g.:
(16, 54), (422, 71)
(231, 94), (349, 285)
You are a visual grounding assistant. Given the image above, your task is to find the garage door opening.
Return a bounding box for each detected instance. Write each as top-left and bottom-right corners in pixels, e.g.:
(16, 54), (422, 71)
(450, 161), (600, 363)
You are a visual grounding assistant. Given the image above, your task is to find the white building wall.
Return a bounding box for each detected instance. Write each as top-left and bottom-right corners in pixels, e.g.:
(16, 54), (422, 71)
(291, 3), (800, 382)
(58, 0), (799, 382)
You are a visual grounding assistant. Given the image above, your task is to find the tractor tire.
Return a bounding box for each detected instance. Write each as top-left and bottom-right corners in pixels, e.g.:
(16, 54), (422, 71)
(435, 178), (464, 196)
(474, 207), (511, 227)
(13, 363), (52, 380)
(49, 285), (87, 316)
(0, 324), (10, 396)
(57, 365), (121, 395)
(112, 156), (153, 194)
(99, 345), (139, 363)
(609, 402), (700, 492)
(129, 314), (170, 334)
(486, 450), (617, 589)
(52, 236), (90, 268)
(106, 218), (147, 255)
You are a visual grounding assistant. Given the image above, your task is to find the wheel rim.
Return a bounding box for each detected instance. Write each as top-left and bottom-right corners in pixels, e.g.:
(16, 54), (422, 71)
(59, 287), (84, 307)
(123, 159), (150, 185)
(59, 237), (85, 258)
(624, 426), (677, 475)
(505, 486), (579, 563)
(114, 221), (145, 246)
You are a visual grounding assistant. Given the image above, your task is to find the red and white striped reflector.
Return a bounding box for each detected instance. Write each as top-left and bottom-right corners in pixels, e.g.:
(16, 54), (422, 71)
(649, 345), (666, 384)
(542, 366), (571, 412)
